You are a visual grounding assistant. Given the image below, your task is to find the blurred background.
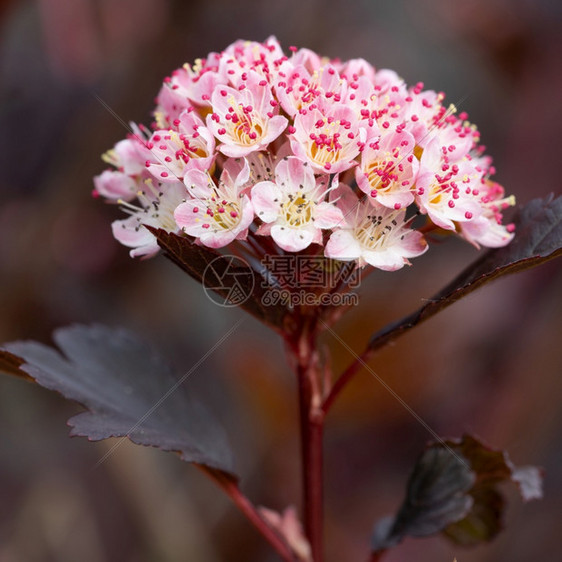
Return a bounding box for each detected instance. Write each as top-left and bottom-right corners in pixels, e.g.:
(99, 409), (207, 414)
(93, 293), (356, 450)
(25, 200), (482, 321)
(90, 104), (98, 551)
(0, 0), (561, 560)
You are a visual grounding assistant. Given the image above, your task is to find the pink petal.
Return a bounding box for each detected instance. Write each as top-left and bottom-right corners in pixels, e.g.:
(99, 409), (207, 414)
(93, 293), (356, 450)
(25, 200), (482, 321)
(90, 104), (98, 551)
(112, 217), (154, 247)
(252, 181), (282, 223)
(174, 200), (209, 236)
(275, 157), (315, 194)
(363, 249), (406, 271)
(325, 229), (362, 261)
(94, 171), (136, 201)
(199, 230), (238, 248)
(271, 225), (315, 252)
(183, 169), (213, 199)
(260, 115), (289, 145)
(314, 202), (345, 229)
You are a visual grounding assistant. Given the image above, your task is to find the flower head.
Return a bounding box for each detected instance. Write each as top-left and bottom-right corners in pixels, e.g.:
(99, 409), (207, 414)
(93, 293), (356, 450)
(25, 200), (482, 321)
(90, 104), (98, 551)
(95, 37), (515, 273)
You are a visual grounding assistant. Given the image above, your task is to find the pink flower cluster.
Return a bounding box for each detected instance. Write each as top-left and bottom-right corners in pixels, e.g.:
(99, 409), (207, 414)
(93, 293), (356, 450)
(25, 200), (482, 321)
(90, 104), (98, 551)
(94, 37), (515, 270)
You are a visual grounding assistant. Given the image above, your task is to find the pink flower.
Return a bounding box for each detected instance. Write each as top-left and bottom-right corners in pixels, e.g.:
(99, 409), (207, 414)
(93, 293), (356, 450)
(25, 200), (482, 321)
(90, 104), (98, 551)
(431, 120), (476, 163)
(275, 60), (346, 117)
(415, 139), (483, 231)
(206, 71), (288, 158)
(103, 134), (151, 176)
(290, 104), (365, 174)
(174, 158), (254, 248)
(347, 71), (405, 131)
(401, 87), (446, 146)
(144, 110), (215, 182)
(325, 186), (427, 270)
(94, 129), (153, 201)
(224, 36), (286, 83)
(460, 180), (516, 247)
(155, 51), (226, 124)
(251, 157), (343, 252)
(338, 58), (376, 83)
(356, 130), (418, 210)
(112, 180), (187, 258)
(93, 170), (137, 201)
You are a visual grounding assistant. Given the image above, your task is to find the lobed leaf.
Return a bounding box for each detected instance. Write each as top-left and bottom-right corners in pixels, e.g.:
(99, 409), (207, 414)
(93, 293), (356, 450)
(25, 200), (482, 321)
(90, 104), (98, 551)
(371, 434), (542, 555)
(2, 324), (236, 477)
(369, 195), (562, 352)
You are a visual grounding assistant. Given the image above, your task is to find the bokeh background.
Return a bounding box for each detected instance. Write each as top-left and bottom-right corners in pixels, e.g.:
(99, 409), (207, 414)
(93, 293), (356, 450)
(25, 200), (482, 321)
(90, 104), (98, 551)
(1, 0), (561, 561)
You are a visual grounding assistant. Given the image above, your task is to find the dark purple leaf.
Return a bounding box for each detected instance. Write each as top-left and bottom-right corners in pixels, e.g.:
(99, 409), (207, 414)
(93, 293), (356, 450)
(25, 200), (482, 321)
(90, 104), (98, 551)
(371, 446), (474, 552)
(2, 324), (235, 477)
(147, 227), (289, 331)
(369, 195), (562, 352)
(371, 434), (542, 555)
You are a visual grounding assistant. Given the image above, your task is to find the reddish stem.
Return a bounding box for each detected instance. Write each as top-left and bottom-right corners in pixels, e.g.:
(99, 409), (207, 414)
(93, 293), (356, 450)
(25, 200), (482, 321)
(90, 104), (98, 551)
(289, 321), (325, 562)
(297, 362), (324, 561)
(199, 467), (296, 562)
